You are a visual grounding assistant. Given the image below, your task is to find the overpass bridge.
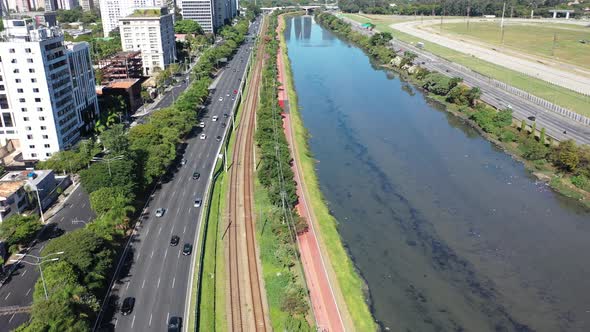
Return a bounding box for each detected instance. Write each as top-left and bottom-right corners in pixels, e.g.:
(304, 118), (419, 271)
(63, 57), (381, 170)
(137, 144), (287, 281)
(260, 4), (337, 14)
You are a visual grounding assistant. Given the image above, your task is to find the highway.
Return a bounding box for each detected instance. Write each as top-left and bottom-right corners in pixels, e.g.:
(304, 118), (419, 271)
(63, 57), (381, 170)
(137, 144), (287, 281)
(0, 184), (95, 331)
(98, 18), (262, 332)
(341, 15), (590, 146)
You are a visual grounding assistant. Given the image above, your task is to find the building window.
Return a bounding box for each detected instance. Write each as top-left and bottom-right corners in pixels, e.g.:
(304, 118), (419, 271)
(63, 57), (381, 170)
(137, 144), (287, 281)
(11, 59), (17, 63)
(17, 88), (23, 93)
(27, 134), (33, 139)
(15, 78), (21, 83)
(27, 59), (33, 63)
(29, 145), (35, 149)
(40, 126), (46, 130)
(25, 127), (31, 131)
(44, 144), (50, 148)
(31, 153), (37, 158)
(0, 85), (4, 91)
(37, 107), (43, 112)
(2, 113), (13, 127)
(31, 78), (37, 83)
(13, 69), (19, 73)
(35, 98), (41, 102)
(46, 153), (51, 157)
(21, 108), (27, 112)
(9, 49), (15, 53)
(33, 88), (39, 93)
(29, 69), (35, 73)
(39, 116), (45, 121)
(19, 98), (25, 102)
(25, 48), (31, 53)
(42, 135), (48, 139)
(23, 117), (29, 121)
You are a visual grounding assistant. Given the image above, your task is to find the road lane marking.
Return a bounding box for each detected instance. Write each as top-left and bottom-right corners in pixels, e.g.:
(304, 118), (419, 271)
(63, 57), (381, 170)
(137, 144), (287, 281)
(178, 251), (180, 258)
(9, 314), (15, 323)
(183, 226), (186, 234)
(149, 313), (153, 326)
(60, 217), (64, 222)
(114, 318), (118, 328)
(173, 190), (176, 196)
(5, 292), (10, 300)
(142, 279), (146, 288)
(172, 277), (175, 288)
(40, 245), (45, 251)
(146, 227), (150, 237)
(164, 248), (168, 259)
(158, 227), (162, 235)
(22, 269), (27, 277)
(131, 315), (136, 329)
(157, 277), (161, 289)
(166, 312), (170, 325)
(151, 250), (154, 258)
(126, 281), (130, 290)
(137, 251), (141, 259)
(81, 203), (86, 208)
(176, 209), (180, 217)
(25, 288), (31, 296)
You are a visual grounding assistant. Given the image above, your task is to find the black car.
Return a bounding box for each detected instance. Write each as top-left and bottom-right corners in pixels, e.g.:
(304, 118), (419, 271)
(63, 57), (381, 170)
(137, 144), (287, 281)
(182, 243), (193, 256)
(168, 316), (182, 332)
(223, 113), (229, 118)
(527, 116), (536, 121)
(121, 297), (135, 315)
(170, 235), (180, 246)
(216, 136), (222, 142)
(192, 172), (200, 180)
(221, 122), (226, 128)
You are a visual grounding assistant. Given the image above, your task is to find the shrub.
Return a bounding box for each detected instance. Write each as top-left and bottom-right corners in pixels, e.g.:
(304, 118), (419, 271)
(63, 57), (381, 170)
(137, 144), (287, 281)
(498, 129), (517, 142)
(571, 175), (589, 191)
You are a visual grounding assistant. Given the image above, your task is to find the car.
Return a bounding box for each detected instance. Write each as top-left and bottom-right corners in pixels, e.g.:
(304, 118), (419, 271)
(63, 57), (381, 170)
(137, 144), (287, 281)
(200, 134), (206, 140)
(121, 297), (135, 315)
(192, 171), (200, 180)
(194, 198), (202, 207)
(231, 97), (235, 101)
(221, 122), (226, 128)
(168, 316), (182, 332)
(218, 97), (223, 102)
(223, 113), (229, 118)
(199, 121), (205, 128)
(155, 208), (166, 217)
(212, 116), (218, 122)
(182, 243), (193, 256)
(216, 136), (221, 142)
(170, 235), (180, 246)
(527, 116), (536, 121)
(180, 159), (187, 166)
(226, 93), (230, 97)
(49, 227), (64, 239)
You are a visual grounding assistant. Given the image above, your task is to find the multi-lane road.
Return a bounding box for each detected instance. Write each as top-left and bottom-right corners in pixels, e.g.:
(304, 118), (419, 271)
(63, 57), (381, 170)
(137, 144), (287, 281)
(0, 184), (95, 331)
(98, 18), (262, 332)
(341, 15), (590, 146)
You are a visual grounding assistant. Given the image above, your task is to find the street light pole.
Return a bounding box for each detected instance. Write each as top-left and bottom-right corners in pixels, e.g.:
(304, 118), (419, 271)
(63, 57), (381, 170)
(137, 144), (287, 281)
(33, 187), (45, 224)
(12, 252), (63, 300)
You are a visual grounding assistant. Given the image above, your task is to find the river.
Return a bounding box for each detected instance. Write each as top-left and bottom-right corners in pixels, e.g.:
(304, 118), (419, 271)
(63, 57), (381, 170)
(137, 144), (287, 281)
(284, 15), (590, 332)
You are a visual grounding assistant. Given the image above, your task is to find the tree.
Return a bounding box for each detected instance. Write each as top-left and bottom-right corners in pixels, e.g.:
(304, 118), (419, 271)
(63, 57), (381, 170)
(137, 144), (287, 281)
(521, 137), (549, 161)
(0, 215), (42, 250)
(540, 127), (546, 145)
(100, 124), (129, 154)
(89, 186), (134, 216)
(174, 20), (204, 35)
(467, 87), (481, 107)
(551, 139), (580, 172)
(80, 157), (137, 194)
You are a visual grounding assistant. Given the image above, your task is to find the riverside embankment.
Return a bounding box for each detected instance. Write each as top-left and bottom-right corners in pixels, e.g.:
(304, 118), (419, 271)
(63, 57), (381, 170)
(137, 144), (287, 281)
(285, 15), (590, 332)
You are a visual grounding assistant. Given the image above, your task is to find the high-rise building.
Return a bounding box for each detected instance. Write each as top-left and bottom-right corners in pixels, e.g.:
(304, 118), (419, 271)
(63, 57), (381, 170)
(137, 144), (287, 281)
(79, 0), (94, 11)
(0, 18), (98, 161)
(44, 0), (58, 11)
(100, 0), (175, 37)
(65, 42), (99, 134)
(119, 7), (176, 76)
(179, 0), (214, 33)
(180, 0), (236, 33)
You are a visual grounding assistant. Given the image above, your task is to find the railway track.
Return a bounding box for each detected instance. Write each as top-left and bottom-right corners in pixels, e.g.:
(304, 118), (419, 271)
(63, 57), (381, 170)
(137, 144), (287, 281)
(227, 16), (269, 332)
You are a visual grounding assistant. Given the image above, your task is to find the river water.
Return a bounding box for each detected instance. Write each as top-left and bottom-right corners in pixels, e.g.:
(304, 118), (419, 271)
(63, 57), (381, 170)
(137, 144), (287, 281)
(284, 16), (590, 332)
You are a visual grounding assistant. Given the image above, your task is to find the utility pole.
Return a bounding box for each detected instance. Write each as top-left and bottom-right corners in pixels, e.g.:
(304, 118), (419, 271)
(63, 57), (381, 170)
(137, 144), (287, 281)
(551, 32), (557, 56)
(466, 1), (471, 32)
(500, 1), (506, 45)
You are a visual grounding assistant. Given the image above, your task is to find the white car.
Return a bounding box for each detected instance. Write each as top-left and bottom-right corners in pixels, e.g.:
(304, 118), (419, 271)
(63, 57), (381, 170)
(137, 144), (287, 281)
(212, 116), (218, 122)
(200, 133), (206, 140)
(218, 97), (223, 102)
(155, 208), (166, 217)
(194, 198), (202, 208)
(199, 121), (205, 128)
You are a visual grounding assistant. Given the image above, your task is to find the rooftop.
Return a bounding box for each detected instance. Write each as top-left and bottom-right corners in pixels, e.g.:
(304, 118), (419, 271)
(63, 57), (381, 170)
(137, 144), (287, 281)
(0, 181), (25, 198)
(108, 79), (141, 89)
(0, 170), (53, 187)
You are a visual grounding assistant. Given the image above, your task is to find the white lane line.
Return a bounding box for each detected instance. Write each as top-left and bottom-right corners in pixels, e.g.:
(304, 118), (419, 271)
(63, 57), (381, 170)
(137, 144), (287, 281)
(166, 312), (170, 325)
(142, 279), (146, 288)
(182, 187), (187, 197)
(176, 209), (180, 217)
(151, 250), (154, 258)
(81, 203), (86, 208)
(183, 226), (186, 234)
(172, 277), (176, 288)
(21, 269), (27, 277)
(137, 251), (141, 260)
(4, 292), (10, 300)
(188, 206), (191, 213)
(173, 190), (176, 196)
(60, 217), (64, 222)
(126, 281), (130, 290)
(146, 227), (151, 237)
(149, 314), (153, 327)
(40, 245), (45, 251)
(158, 227), (162, 235)
(157, 277), (161, 289)
(131, 315), (136, 329)
(164, 248), (168, 259)
(25, 288), (31, 296)
(9, 314), (15, 323)
(114, 318), (118, 328)
(177, 250), (180, 258)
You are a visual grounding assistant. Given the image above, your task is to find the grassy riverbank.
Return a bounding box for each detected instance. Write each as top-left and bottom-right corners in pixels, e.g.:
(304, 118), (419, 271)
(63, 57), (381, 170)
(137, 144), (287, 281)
(279, 13), (378, 331)
(342, 13), (590, 116)
(321, 12), (590, 210)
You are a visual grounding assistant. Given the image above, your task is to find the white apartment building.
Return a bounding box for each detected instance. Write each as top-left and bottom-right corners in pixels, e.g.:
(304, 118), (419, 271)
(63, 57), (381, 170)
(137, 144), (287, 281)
(0, 19), (96, 161)
(66, 42), (99, 134)
(119, 7), (176, 76)
(100, 0), (175, 37)
(179, 0), (214, 33)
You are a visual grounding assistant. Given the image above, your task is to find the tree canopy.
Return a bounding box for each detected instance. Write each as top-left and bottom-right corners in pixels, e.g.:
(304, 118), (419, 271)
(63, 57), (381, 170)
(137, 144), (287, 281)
(175, 19), (204, 34)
